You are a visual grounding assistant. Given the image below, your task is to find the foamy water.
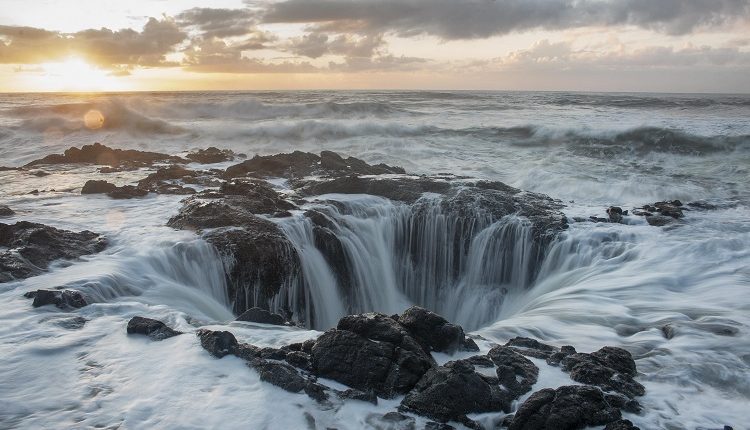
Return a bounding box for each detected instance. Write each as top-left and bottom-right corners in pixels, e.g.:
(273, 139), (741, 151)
(0, 91), (749, 429)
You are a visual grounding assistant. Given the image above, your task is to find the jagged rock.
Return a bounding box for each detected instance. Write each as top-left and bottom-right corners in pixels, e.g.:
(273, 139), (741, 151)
(425, 422), (456, 430)
(398, 306), (472, 353)
(25, 142), (186, 167)
(508, 385), (622, 430)
(186, 147), (239, 164)
(285, 351), (312, 371)
(137, 165), (199, 190)
(223, 150), (405, 179)
(81, 180), (117, 194)
(236, 307), (287, 325)
(197, 329), (239, 358)
(0, 221), (107, 282)
(0, 205), (14, 216)
(107, 185), (149, 199)
(604, 419), (641, 430)
(25, 289), (88, 309)
(505, 337), (557, 359)
(337, 388), (378, 404)
(561, 347), (644, 398)
(607, 206), (624, 223)
(546, 345), (577, 366)
(249, 358), (308, 393)
(400, 359), (508, 424)
(126, 316), (182, 340)
(365, 412), (416, 430)
(488, 345), (539, 399)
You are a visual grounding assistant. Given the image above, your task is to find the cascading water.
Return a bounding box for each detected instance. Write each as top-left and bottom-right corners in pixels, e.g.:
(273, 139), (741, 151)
(277, 194), (548, 329)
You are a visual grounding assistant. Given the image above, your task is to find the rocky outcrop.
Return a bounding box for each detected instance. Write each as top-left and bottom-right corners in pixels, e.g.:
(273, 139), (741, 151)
(81, 180), (117, 194)
(0, 205), (15, 216)
(24, 289), (88, 309)
(398, 306), (478, 353)
(236, 307), (287, 325)
(25, 142), (186, 168)
(81, 180), (149, 199)
(127, 316), (182, 341)
(488, 346), (539, 399)
(507, 385), (622, 430)
(561, 346), (644, 399)
(186, 147), (242, 164)
(223, 150), (405, 179)
(0, 221), (107, 282)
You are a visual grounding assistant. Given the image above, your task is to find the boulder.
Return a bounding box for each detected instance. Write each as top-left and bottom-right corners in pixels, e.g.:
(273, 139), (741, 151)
(508, 385), (622, 430)
(186, 147), (239, 164)
(487, 346), (539, 399)
(81, 180), (117, 194)
(25, 142), (186, 167)
(606, 207), (624, 223)
(197, 329), (239, 358)
(26, 289), (88, 309)
(107, 185), (149, 199)
(0, 221), (106, 282)
(400, 359), (509, 424)
(236, 307), (287, 325)
(398, 306), (471, 353)
(248, 358), (309, 393)
(126, 316), (182, 340)
(0, 205), (15, 216)
(504, 337), (557, 359)
(561, 347), (644, 398)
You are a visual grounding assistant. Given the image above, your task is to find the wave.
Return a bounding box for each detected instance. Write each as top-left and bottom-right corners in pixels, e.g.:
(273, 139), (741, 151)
(542, 93), (750, 109)
(227, 119), (439, 141)
(8, 100), (184, 135)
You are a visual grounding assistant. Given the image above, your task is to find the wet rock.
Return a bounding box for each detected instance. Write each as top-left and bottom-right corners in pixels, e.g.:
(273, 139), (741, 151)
(651, 201), (683, 219)
(53, 316), (88, 330)
(425, 422), (456, 430)
(81, 180), (117, 194)
(687, 201), (717, 210)
(488, 345), (539, 399)
(561, 347), (644, 398)
(26, 289), (88, 309)
(508, 385), (622, 430)
(249, 358), (308, 393)
(365, 412), (416, 430)
(259, 347), (288, 360)
(400, 359), (508, 424)
(186, 147), (239, 164)
(126, 316), (182, 340)
(236, 307), (287, 325)
(297, 175), (452, 204)
(0, 221), (107, 282)
(505, 337), (557, 359)
(29, 170), (50, 177)
(546, 345), (577, 366)
(607, 206), (624, 223)
(223, 150), (404, 179)
(337, 388), (378, 404)
(197, 329), (239, 358)
(108, 185), (149, 199)
(603, 393), (642, 414)
(25, 142), (186, 168)
(285, 351), (312, 371)
(661, 324), (675, 339)
(0, 205), (14, 216)
(645, 215), (674, 227)
(137, 165), (200, 190)
(398, 306), (471, 353)
(604, 419), (640, 430)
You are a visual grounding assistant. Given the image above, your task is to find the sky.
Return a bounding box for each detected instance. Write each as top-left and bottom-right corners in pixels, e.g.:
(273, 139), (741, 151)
(0, 0), (749, 93)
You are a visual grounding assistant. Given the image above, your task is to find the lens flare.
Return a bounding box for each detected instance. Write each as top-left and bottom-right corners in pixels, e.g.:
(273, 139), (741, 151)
(84, 110), (105, 130)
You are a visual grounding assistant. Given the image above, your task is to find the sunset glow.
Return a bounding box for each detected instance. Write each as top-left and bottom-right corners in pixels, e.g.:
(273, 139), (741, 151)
(22, 59), (130, 92)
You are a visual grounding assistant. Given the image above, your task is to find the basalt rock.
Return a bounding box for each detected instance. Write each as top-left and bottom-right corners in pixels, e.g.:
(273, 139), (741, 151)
(504, 337), (557, 359)
(186, 147), (241, 164)
(488, 346), (539, 399)
(398, 306), (474, 353)
(25, 289), (88, 309)
(561, 346), (644, 398)
(107, 185), (149, 199)
(196, 329), (239, 358)
(81, 180), (117, 194)
(508, 385), (622, 430)
(223, 150), (405, 179)
(126, 316), (182, 341)
(400, 359), (508, 425)
(604, 419), (641, 430)
(236, 307), (287, 325)
(0, 221), (107, 282)
(365, 412), (416, 430)
(25, 142), (186, 168)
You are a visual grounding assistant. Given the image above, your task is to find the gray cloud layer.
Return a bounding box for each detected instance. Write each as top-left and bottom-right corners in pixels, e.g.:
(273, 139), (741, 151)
(265, 0), (750, 38)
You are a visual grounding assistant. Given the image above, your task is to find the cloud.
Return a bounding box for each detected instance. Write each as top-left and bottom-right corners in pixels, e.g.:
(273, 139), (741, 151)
(286, 32), (384, 58)
(0, 18), (186, 67)
(264, 0), (750, 39)
(177, 7), (259, 39)
(182, 37), (315, 73)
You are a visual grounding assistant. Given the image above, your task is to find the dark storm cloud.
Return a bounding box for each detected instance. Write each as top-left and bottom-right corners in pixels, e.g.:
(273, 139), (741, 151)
(264, 0), (750, 39)
(0, 18), (186, 67)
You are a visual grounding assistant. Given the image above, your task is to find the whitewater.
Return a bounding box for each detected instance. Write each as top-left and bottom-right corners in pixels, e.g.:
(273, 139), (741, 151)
(0, 91), (749, 429)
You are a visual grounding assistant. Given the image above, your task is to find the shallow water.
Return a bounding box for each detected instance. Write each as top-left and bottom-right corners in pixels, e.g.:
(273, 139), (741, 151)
(1, 91), (749, 429)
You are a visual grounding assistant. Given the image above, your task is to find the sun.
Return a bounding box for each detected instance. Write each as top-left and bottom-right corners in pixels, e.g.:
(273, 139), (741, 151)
(31, 58), (127, 92)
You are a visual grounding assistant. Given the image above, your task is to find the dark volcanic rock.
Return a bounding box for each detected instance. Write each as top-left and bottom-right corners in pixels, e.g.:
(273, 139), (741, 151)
(505, 337), (557, 359)
(107, 185), (149, 199)
(223, 150), (405, 179)
(249, 358), (309, 393)
(400, 359), (509, 424)
(186, 147), (239, 164)
(25, 142), (186, 168)
(26, 289), (88, 309)
(236, 307), (287, 325)
(337, 388), (378, 404)
(126, 316), (182, 340)
(561, 346), (644, 398)
(197, 329), (239, 358)
(604, 419), (641, 430)
(488, 345), (539, 399)
(645, 215), (674, 227)
(0, 205), (14, 216)
(0, 221), (107, 282)
(398, 306), (471, 353)
(365, 412), (415, 430)
(508, 385), (622, 430)
(81, 180), (117, 194)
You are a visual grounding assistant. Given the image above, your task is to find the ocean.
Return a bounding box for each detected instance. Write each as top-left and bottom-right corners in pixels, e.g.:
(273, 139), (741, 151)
(1, 91), (749, 429)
